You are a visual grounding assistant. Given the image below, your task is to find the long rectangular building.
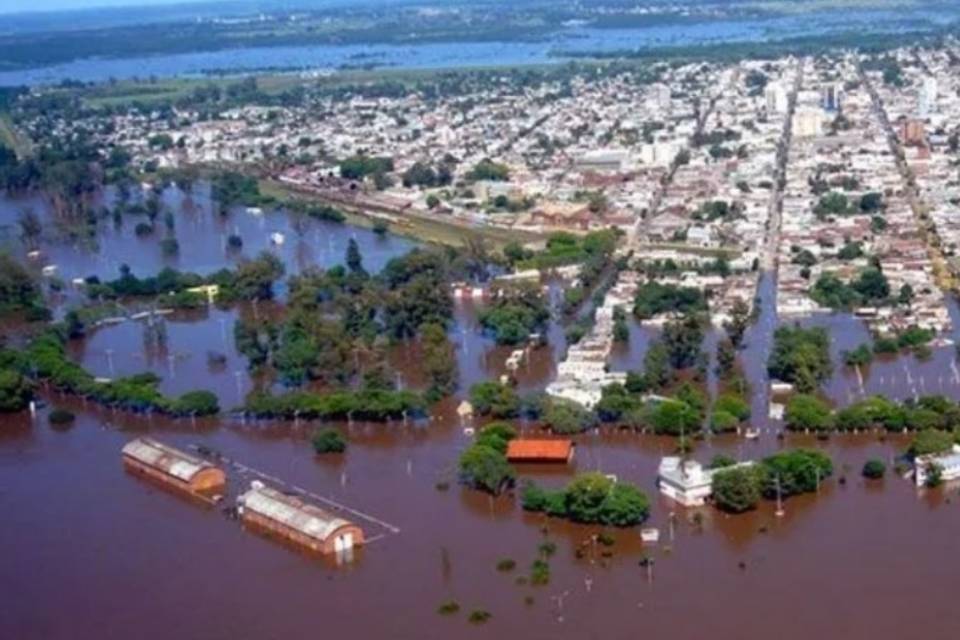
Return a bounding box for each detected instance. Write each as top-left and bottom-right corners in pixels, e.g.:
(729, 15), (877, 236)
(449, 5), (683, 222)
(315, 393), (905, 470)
(122, 437), (226, 497)
(237, 481), (364, 555)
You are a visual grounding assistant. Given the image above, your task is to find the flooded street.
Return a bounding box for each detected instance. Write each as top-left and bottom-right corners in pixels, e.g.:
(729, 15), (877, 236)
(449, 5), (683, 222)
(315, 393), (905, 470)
(3, 191), (960, 640)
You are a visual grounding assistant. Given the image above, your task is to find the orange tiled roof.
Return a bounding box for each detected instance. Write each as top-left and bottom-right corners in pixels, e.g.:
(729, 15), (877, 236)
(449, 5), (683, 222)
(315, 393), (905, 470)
(506, 439), (573, 462)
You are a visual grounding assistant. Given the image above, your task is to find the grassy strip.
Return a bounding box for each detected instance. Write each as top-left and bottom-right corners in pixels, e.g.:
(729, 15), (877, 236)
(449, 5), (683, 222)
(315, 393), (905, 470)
(259, 178), (542, 250)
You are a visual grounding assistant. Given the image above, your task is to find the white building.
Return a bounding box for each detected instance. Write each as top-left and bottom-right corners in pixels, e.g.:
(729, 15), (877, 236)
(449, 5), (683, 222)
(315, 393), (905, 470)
(919, 77), (939, 117)
(915, 444), (960, 487)
(794, 107), (825, 138)
(765, 83), (789, 114)
(657, 457), (754, 506)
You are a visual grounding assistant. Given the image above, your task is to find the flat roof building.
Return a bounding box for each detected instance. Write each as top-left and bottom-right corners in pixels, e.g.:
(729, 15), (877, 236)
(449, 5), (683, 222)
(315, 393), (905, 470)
(657, 457), (753, 507)
(122, 437), (226, 497)
(237, 481), (364, 555)
(915, 445), (960, 487)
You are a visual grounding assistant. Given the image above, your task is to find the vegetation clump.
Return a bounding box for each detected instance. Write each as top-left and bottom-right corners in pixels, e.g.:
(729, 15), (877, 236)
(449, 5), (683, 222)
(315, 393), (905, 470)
(862, 459), (886, 479)
(712, 449), (833, 513)
(312, 427), (346, 454)
(436, 601), (460, 616)
(468, 610), (492, 624)
(0, 367), (34, 412)
(768, 325), (832, 393)
(48, 408), (76, 425)
(478, 282), (549, 345)
(457, 422), (517, 495)
(521, 473), (650, 526)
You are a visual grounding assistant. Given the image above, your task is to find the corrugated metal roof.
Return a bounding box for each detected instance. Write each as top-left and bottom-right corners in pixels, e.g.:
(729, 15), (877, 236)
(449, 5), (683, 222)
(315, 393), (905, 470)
(238, 485), (353, 542)
(122, 437), (212, 482)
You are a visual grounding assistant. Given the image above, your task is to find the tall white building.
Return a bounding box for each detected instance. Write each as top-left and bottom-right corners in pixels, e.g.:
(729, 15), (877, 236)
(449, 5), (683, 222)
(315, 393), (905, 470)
(919, 77), (938, 117)
(793, 107), (824, 138)
(765, 83), (789, 114)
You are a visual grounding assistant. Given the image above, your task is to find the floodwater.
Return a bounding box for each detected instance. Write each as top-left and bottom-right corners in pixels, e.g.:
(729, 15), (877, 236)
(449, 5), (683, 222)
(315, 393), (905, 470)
(1, 7), (957, 86)
(0, 183), (417, 285)
(5, 192), (960, 638)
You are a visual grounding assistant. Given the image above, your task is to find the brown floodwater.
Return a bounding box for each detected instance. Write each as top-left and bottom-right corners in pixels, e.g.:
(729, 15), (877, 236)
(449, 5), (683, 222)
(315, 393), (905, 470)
(5, 403), (960, 640)
(4, 193), (960, 639)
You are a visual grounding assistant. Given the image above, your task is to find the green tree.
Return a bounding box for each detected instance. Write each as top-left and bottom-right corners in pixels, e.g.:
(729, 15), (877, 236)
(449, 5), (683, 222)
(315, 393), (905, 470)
(662, 313), (705, 369)
(421, 322), (457, 401)
(712, 465), (765, 513)
(648, 398), (701, 436)
(458, 444), (514, 494)
(908, 429), (954, 457)
(761, 449), (833, 497)
(723, 298), (751, 348)
(345, 238), (367, 277)
(0, 369), (34, 412)
(543, 397), (595, 434)
(768, 325), (832, 392)
(784, 394), (834, 431)
(469, 381), (520, 418)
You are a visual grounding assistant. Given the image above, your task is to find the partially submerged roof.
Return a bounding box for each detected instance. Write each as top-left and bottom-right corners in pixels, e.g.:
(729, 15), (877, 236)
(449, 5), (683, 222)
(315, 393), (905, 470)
(122, 437), (214, 482)
(506, 439), (573, 462)
(238, 484), (355, 542)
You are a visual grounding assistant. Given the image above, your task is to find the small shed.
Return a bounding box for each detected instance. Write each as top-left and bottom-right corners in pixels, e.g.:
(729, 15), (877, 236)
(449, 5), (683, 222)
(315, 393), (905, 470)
(237, 482), (364, 555)
(122, 437), (226, 496)
(506, 439), (574, 463)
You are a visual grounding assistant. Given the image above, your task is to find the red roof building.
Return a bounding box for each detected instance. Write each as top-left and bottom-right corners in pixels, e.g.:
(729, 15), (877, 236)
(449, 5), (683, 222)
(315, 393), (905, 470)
(506, 439), (574, 463)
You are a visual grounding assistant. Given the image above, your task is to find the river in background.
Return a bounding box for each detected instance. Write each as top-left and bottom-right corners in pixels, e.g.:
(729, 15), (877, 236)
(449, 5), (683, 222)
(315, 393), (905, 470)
(1, 7), (958, 86)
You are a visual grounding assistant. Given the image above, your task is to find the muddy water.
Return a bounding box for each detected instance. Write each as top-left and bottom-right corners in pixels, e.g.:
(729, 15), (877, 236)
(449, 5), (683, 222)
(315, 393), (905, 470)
(6, 196), (960, 638)
(0, 185), (417, 283)
(4, 403), (960, 640)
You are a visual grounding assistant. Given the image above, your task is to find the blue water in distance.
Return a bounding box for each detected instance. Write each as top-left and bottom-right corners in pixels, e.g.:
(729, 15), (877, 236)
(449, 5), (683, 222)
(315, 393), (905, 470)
(0, 8), (956, 86)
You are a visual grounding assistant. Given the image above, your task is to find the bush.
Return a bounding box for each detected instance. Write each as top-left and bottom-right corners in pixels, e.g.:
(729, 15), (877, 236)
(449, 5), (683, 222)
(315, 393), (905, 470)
(437, 601), (460, 615)
(312, 427), (347, 454)
(468, 610), (492, 624)
(710, 409), (739, 433)
(862, 459), (886, 479)
(48, 408), (76, 425)
(496, 558), (516, 572)
(530, 559), (550, 586)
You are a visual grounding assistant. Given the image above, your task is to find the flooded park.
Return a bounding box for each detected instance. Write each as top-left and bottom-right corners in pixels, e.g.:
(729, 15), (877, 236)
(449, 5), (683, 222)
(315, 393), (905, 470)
(3, 183), (960, 640)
